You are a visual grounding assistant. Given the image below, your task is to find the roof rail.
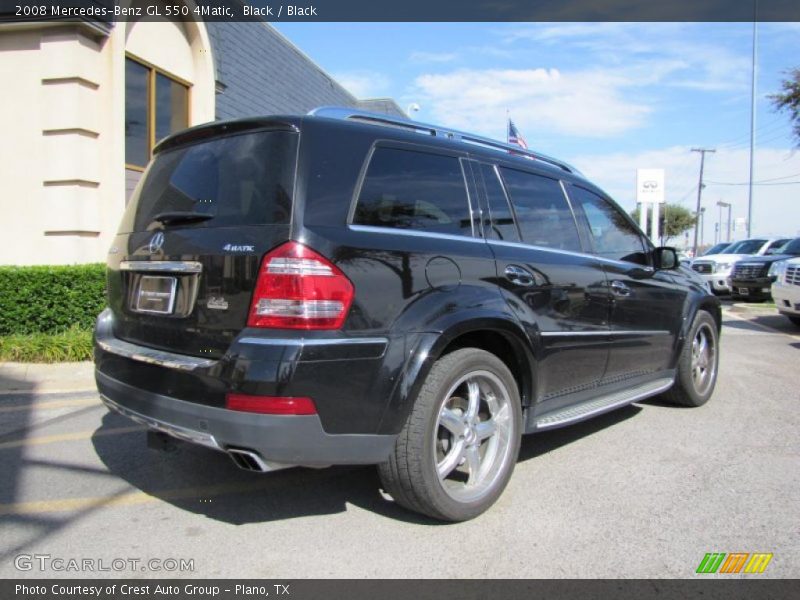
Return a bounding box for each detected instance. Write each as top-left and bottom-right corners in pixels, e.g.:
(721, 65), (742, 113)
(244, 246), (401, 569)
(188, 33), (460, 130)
(307, 106), (580, 175)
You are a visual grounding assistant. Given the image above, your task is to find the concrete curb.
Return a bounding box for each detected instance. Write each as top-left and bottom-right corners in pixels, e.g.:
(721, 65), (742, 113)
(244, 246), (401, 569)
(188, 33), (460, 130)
(0, 361), (95, 394)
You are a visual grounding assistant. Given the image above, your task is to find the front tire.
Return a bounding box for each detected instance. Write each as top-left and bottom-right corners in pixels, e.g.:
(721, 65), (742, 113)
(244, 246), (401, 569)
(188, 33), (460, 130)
(378, 348), (522, 522)
(662, 310), (719, 407)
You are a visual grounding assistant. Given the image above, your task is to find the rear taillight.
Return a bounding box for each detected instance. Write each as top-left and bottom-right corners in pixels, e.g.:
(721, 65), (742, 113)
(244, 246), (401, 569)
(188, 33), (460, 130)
(247, 241), (354, 329)
(226, 393), (317, 415)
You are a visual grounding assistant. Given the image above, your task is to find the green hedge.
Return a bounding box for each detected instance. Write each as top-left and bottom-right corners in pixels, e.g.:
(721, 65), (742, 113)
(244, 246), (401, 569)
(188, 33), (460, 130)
(0, 264), (106, 335)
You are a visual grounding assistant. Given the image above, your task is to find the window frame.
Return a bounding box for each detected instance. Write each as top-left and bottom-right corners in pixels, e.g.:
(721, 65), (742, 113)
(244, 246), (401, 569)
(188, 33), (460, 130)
(473, 161), (522, 243)
(347, 140), (478, 239)
(565, 182), (651, 265)
(494, 165), (586, 254)
(125, 54), (191, 172)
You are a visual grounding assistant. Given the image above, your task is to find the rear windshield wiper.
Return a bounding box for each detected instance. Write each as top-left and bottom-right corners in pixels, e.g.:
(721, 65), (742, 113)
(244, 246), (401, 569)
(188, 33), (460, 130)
(151, 211), (214, 225)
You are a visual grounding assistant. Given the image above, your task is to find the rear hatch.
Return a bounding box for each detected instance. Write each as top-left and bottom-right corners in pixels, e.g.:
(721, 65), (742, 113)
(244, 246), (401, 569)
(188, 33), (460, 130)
(107, 121), (299, 358)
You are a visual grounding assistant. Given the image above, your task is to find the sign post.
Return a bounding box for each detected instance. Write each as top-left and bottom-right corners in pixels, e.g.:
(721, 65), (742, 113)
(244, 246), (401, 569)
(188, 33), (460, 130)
(636, 169), (665, 243)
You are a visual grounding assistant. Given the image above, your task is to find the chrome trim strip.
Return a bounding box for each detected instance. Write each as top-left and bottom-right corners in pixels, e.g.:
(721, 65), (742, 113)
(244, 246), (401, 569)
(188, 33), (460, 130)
(120, 261), (203, 273)
(540, 330), (671, 337)
(347, 224), (485, 244)
(238, 336), (389, 347)
(487, 238), (656, 270)
(97, 337), (216, 371)
(100, 394), (220, 450)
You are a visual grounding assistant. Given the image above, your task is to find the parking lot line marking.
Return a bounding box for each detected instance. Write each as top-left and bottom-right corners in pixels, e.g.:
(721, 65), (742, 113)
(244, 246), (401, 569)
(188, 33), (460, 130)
(0, 398), (99, 413)
(723, 310), (800, 341)
(0, 479), (277, 516)
(0, 426), (143, 450)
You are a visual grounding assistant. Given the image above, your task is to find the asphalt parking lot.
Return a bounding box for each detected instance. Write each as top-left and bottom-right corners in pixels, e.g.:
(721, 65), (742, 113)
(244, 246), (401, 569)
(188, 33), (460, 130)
(1, 303), (798, 579)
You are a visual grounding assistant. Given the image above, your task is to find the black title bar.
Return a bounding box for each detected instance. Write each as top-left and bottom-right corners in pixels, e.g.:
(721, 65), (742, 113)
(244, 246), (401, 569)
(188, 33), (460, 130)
(1, 0), (800, 22)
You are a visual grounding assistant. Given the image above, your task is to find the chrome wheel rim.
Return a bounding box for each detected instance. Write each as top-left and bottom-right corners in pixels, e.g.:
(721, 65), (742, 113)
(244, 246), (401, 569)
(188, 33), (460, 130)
(433, 370), (514, 503)
(690, 323), (716, 396)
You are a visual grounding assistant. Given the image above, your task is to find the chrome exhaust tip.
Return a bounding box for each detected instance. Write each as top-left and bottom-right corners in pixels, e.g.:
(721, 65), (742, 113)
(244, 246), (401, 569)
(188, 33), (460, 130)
(227, 448), (293, 473)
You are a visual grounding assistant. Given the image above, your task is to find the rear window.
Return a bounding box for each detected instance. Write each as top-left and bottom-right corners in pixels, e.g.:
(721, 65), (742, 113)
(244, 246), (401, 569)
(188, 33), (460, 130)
(353, 147), (473, 236)
(119, 130), (297, 232)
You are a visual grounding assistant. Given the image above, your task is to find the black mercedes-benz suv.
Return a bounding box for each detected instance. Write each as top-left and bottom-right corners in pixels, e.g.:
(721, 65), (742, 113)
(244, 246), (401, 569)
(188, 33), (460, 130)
(95, 107), (721, 521)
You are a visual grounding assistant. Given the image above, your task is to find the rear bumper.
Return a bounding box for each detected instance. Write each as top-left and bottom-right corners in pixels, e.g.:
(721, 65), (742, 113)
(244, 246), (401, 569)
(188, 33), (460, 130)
(93, 307), (403, 466)
(96, 369), (396, 467)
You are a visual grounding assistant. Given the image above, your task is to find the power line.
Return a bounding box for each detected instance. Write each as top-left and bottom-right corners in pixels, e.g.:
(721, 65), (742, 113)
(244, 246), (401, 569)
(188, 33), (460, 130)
(706, 180), (800, 186)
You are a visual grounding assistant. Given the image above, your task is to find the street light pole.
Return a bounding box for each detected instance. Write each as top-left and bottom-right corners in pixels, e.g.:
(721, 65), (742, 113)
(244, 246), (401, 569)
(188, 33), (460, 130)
(717, 200), (732, 243)
(691, 148), (716, 257)
(699, 207), (706, 249)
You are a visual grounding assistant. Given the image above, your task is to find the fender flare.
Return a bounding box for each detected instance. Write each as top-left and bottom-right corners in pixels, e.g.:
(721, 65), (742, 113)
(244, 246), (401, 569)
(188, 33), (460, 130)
(375, 313), (536, 435)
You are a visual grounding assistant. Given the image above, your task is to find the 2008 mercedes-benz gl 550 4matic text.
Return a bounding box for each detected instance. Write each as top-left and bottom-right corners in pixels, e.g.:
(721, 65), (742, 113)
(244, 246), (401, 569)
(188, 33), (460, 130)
(95, 107), (721, 521)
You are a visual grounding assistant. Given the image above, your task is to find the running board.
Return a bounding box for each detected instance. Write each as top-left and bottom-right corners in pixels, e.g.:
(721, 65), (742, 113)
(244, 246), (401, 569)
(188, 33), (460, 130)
(533, 377), (674, 430)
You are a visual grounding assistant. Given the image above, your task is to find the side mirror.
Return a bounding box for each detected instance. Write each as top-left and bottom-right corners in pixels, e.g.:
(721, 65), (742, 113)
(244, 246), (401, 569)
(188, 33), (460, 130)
(654, 247), (679, 270)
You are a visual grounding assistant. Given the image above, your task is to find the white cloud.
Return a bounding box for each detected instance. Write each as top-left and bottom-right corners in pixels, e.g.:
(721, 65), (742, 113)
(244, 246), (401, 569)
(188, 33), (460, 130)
(500, 23), (751, 93)
(569, 145), (800, 240)
(409, 51), (458, 63)
(333, 70), (391, 99)
(413, 67), (651, 139)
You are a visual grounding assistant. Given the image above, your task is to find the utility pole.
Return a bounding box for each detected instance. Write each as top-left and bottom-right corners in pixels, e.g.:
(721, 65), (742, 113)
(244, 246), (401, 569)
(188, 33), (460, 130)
(691, 148), (716, 257)
(747, 2), (759, 238)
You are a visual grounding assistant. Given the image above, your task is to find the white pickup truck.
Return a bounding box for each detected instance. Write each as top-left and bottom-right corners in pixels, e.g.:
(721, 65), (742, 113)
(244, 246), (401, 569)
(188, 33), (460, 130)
(770, 257), (800, 327)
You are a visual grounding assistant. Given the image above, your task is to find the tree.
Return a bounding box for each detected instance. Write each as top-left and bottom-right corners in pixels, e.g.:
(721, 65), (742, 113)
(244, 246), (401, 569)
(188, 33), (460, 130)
(770, 68), (800, 147)
(630, 203), (697, 243)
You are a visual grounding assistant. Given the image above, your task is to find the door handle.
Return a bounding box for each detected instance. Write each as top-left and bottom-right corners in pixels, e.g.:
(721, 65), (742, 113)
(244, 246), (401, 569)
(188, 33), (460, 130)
(610, 280), (632, 297)
(504, 265), (535, 287)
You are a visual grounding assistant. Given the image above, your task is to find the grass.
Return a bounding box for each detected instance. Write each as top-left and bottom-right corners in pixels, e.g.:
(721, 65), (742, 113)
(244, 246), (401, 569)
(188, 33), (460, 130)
(0, 327), (93, 363)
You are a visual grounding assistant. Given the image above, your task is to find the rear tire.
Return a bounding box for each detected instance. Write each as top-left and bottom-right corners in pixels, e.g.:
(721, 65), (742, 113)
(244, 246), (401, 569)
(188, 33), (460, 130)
(662, 310), (719, 407)
(788, 316), (800, 327)
(378, 348), (522, 522)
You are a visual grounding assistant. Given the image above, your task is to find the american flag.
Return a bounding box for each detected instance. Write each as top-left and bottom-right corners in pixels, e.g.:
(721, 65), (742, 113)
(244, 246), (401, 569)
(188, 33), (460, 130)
(507, 119), (528, 149)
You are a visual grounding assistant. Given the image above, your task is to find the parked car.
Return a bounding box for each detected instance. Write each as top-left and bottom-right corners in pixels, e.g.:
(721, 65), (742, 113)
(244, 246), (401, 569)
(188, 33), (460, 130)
(729, 237), (800, 301)
(771, 257), (800, 326)
(701, 242), (732, 258)
(94, 107), (721, 521)
(691, 238), (790, 294)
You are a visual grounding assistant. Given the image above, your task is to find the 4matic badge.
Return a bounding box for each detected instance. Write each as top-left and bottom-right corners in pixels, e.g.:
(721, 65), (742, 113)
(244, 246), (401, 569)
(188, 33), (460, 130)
(222, 243), (254, 252)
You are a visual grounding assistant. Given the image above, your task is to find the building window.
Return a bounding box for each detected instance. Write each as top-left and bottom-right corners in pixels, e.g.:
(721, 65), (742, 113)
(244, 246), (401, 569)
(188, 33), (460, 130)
(125, 56), (189, 170)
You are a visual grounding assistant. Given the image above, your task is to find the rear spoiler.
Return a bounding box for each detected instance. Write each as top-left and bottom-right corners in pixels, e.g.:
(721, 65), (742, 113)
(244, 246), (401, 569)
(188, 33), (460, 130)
(154, 117), (300, 154)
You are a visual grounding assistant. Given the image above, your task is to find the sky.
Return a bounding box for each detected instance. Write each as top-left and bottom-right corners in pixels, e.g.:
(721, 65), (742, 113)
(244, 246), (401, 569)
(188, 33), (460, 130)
(273, 22), (800, 245)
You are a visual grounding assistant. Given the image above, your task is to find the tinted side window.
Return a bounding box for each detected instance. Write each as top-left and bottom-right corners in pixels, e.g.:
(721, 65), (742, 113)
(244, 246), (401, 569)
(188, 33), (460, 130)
(570, 186), (646, 263)
(498, 168), (582, 251)
(479, 164), (519, 242)
(354, 147), (472, 236)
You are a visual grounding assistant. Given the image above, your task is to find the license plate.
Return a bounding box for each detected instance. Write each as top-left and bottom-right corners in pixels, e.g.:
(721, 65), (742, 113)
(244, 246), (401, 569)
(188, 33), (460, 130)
(738, 287), (749, 296)
(135, 276), (177, 314)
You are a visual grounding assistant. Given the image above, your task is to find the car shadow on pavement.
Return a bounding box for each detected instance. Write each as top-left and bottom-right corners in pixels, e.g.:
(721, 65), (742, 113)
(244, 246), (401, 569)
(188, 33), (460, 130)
(517, 404), (642, 462)
(93, 405), (643, 526)
(91, 412), (442, 526)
